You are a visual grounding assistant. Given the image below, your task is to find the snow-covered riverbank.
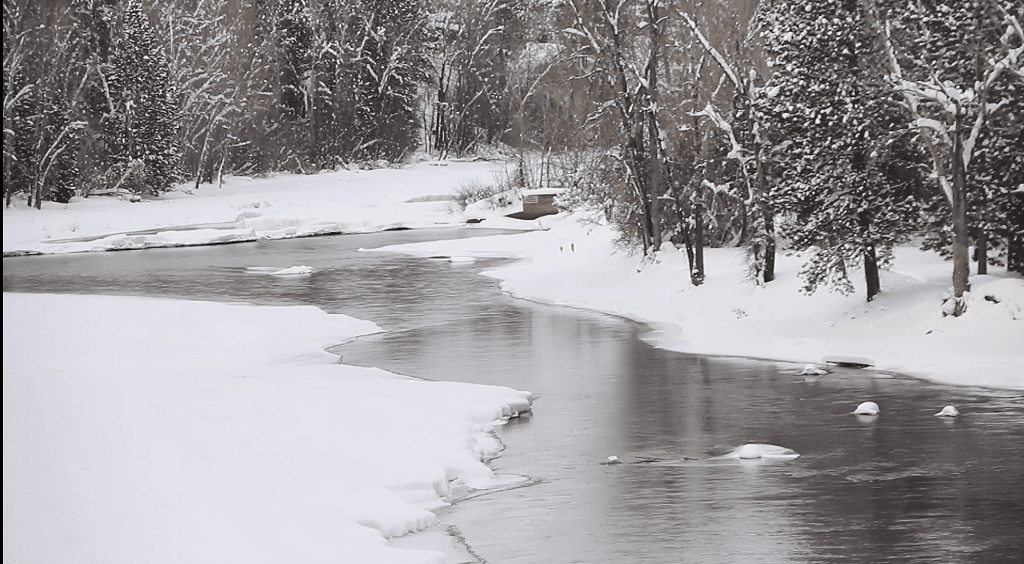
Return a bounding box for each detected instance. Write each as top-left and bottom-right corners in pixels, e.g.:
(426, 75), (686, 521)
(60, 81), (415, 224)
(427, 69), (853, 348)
(3, 293), (531, 564)
(4, 159), (1021, 391)
(380, 213), (1023, 390)
(2, 160), (529, 256)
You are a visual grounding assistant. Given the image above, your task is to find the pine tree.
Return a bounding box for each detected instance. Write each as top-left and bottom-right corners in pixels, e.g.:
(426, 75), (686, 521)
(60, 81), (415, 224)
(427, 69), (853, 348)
(105, 0), (180, 194)
(755, 0), (921, 301)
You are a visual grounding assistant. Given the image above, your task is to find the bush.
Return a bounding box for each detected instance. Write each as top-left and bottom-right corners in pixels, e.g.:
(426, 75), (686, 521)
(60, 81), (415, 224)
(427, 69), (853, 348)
(450, 180), (515, 211)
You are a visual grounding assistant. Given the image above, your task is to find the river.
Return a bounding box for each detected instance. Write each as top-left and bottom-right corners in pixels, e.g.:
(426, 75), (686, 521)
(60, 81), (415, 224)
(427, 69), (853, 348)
(4, 229), (1023, 563)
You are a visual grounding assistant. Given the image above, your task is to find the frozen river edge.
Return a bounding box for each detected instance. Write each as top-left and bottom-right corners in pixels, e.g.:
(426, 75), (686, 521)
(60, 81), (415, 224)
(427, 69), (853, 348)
(3, 293), (534, 564)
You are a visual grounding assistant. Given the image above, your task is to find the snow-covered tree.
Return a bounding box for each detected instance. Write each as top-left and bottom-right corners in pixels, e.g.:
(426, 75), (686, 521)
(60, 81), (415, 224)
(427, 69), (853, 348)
(155, 0), (244, 189)
(105, 0), (180, 194)
(874, 0), (1023, 315)
(679, 5), (776, 285)
(427, 0), (519, 158)
(349, 0), (430, 161)
(755, 0), (923, 301)
(4, 0), (86, 207)
(564, 0), (669, 254)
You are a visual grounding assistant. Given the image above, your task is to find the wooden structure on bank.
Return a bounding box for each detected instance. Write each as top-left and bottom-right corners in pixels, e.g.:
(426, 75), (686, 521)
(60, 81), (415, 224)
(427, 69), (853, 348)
(507, 188), (562, 220)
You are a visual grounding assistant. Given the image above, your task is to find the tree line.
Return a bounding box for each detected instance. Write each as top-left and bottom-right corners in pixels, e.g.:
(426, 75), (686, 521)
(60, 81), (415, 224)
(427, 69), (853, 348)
(4, 0), (1022, 314)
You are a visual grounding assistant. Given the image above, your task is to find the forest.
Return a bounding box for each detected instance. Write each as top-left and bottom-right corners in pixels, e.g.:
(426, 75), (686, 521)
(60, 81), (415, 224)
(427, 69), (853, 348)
(3, 0), (1022, 313)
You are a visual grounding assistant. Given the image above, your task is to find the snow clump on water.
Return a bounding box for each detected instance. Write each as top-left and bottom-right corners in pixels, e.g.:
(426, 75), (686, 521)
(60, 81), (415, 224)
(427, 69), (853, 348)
(853, 401), (880, 416)
(714, 444), (800, 461)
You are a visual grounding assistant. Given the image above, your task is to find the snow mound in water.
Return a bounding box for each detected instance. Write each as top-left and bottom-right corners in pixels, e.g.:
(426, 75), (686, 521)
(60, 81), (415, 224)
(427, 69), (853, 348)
(714, 444), (800, 461)
(270, 265), (314, 276)
(853, 401), (880, 416)
(935, 405), (960, 417)
(246, 265), (314, 276)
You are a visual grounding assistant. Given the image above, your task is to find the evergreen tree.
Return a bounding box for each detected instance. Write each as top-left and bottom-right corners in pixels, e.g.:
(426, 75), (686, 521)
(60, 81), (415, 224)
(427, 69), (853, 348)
(755, 0), (921, 301)
(105, 0), (179, 194)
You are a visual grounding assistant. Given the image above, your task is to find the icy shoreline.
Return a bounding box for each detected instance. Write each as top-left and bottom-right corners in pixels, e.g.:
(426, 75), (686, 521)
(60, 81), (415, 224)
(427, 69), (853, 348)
(3, 293), (532, 564)
(376, 213), (1024, 391)
(2, 161), (535, 257)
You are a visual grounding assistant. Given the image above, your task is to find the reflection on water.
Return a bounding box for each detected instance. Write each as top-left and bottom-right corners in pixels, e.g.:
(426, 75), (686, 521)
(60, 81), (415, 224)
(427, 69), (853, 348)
(5, 231), (1023, 563)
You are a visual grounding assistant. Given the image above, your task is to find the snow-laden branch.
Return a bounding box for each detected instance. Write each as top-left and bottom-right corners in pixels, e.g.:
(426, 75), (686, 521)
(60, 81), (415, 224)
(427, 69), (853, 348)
(692, 102), (756, 204)
(679, 12), (741, 91)
(692, 103), (748, 163)
(879, 20), (953, 202)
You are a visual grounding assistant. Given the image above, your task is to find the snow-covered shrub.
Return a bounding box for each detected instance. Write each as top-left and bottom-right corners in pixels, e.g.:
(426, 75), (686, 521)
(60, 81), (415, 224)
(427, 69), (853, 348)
(449, 180), (515, 212)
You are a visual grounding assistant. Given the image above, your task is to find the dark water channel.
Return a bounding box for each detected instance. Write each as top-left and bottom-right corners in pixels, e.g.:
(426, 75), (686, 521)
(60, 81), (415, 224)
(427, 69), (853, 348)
(5, 229), (1023, 563)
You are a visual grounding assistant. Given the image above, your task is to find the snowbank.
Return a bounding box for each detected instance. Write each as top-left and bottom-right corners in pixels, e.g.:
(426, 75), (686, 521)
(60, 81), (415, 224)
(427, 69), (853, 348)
(378, 213), (1024, 391)
(3, 293), (532, 564)
(2, 160), (535, 256)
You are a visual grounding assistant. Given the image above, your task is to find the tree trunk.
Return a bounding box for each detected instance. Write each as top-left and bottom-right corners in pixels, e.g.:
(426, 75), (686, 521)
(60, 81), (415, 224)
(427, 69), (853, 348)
(1009, 192), (1024, 274)
(950, 112), (970, 315)
(864, 245), (881, 301)
(976, 230), (988, 275)
(757, 143), (775, 282)
(694, 195), (705, 286)
(646, 4), (662, 252)
(681, 225), (695, 278)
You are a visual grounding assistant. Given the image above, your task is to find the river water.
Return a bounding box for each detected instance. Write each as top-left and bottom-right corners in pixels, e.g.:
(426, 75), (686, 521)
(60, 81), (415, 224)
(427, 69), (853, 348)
(4, 229), (1023, 563)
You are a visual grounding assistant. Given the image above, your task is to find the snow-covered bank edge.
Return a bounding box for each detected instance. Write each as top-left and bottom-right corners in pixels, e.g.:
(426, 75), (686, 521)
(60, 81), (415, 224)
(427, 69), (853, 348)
(3, 293), (532, 564)
(2, 161), (538, 257)
(376, 212), (1024, 392)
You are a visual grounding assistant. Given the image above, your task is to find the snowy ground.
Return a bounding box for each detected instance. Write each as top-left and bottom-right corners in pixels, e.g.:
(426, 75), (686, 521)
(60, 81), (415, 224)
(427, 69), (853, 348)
(3, 293), (532, 564)
(4, 159), (1023, 562)
(2, 160), (530, 256)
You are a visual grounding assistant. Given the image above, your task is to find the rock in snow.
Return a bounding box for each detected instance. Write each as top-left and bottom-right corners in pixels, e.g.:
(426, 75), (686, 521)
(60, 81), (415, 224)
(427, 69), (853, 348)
(853, 401), (880, 416)
(935, 405), (960, 417)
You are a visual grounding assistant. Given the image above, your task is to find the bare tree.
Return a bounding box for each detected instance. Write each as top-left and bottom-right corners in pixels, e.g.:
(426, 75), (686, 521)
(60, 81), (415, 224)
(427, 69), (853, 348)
(565, 0), (668, 254)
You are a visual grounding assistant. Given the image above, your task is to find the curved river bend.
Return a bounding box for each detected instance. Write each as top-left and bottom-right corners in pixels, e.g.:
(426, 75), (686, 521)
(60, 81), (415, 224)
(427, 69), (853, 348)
(5, 229), (1023, 563)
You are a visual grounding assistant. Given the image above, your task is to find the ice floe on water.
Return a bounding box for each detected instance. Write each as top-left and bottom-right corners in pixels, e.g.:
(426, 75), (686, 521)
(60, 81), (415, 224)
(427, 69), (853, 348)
(712, 444), (800, 461)
(245, 265), (314, 276)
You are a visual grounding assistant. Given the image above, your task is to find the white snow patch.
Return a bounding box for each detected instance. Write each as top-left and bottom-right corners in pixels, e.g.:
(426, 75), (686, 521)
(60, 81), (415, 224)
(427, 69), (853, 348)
(799, 364), (828, 376)
(935, 405), (960, 417)
(3, 293), (532, 564)
(853, 401), (881, 416)
(713, 444), (800, 461)
(271, 265), (314, 275)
